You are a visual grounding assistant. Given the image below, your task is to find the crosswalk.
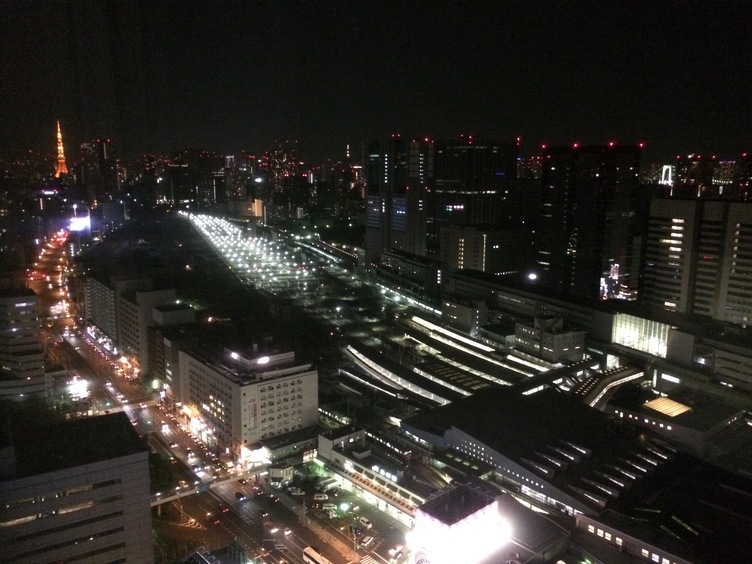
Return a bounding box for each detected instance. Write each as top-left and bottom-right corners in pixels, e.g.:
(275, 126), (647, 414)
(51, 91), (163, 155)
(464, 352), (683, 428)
(359, 556), (380, 564)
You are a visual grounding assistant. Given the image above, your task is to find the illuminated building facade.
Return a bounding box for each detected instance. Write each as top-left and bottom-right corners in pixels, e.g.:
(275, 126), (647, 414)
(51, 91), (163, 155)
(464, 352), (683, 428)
(115, 287), (177, 372)
(439, 225), (525, 275)
(83, 275), (154, 355)
(642, 199), (752, 327)
(409, 486), (512, 564)
(0, 413), (152, 563)
(177, 347), (318, 461)
(365, 136), (434, 269)
(54, 120), (68, 177)
(535, 144), (641, 300)
(0, 288), (45, 400)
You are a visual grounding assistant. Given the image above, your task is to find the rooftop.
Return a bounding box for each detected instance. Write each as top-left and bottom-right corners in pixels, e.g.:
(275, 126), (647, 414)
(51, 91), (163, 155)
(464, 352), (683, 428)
(419, 483), (493, 525)
(5, 412), (148, 479)
(609, 383), (744, 432)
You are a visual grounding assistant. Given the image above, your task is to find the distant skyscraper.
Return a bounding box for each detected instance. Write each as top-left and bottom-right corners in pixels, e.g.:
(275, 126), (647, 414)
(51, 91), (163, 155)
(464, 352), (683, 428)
(535, 144), (641, 299)
(79, 139), (118, 203)
(736, 153), (752, 201)
(673, 154), (718, 198)
(54, 120), (68, 178)
(429, 136), (519, 256)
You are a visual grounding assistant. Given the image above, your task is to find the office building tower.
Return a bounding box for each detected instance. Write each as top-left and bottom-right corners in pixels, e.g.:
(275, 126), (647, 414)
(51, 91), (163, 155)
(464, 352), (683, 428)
(642, 198), (752, 327)
(535, 144), (641, 299)
(54, 120), (68, 178)
(0, 413), (152, 563)
(365, 135), (431, 262)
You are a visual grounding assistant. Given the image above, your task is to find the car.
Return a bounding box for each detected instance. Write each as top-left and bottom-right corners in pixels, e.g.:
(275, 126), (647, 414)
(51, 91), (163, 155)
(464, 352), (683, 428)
(313, 493), (329, 501)
(206, 513), (220, 525)
(267, 494), (279, 503)
(269, 527), (279, 534)
(238, 478), (248, 485)
(235, 492), (247, 501)
(389, 545), (404, 557)
(357, 516), (372, 530)
(360, 536), (375, 548)
(169, 442), (178, 448)
(217, 504), (229, 513)
(283, 527), (292, 536)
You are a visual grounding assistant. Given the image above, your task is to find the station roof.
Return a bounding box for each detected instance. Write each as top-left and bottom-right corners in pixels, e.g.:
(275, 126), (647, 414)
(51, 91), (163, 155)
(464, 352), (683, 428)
(404, 386), (752, 563)
(609, 383), (744, 432)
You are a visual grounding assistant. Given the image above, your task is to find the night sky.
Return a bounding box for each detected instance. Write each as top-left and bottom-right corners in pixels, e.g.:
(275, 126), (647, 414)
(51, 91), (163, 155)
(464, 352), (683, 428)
(1, 1), (751, 164)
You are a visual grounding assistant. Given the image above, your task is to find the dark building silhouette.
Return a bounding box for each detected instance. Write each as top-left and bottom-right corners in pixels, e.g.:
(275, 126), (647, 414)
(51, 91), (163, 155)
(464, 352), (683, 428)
(78, 139), (118, 204)
(428, 136), (519, 254)
(535, 143), (642, 300)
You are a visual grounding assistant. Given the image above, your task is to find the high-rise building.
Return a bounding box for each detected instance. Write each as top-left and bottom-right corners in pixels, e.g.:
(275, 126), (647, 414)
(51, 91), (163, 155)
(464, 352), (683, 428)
(54, 120), (68, 178)
(535, 143), (641, 299)
(641, 198), (752, 327)
(429, 136), (519, 256)
(365, 135), (430, 263)
(0, 413), (152, 562)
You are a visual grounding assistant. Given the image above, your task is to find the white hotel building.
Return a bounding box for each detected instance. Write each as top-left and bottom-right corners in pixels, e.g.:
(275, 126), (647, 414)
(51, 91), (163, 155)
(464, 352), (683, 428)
(177, 346), (318, 462)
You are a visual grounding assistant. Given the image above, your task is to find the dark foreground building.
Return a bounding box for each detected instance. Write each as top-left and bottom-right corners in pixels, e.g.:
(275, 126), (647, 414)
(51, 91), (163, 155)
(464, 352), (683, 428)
(0, 412), (152, 563)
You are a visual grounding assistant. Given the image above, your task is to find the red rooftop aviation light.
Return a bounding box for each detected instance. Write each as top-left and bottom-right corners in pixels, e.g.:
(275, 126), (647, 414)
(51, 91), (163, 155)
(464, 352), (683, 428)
(572, 142), (579, 148)
(639, 142), (645, 148)
(608, 141), (615, 147)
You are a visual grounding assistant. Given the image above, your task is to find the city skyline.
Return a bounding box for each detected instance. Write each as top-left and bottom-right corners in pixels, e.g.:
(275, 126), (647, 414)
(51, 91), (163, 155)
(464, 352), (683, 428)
(1, 1), (751, 164)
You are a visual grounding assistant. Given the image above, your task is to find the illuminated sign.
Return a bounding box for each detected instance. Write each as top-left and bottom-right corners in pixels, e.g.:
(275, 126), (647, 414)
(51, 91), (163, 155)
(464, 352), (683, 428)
(69, 216), (90, 232)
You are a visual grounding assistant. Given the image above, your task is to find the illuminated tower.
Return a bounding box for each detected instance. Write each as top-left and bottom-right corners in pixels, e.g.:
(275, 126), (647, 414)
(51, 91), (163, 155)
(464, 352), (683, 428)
(54, 120), (68, 177)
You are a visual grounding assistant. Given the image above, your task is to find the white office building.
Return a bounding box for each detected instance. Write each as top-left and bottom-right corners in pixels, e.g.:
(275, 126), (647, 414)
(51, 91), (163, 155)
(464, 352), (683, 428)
(178, 346), (318, 462)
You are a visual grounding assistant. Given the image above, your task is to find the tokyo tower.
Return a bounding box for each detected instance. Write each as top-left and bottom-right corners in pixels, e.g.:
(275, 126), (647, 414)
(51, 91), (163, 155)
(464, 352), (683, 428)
(54, 120), (68, 177)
